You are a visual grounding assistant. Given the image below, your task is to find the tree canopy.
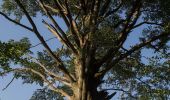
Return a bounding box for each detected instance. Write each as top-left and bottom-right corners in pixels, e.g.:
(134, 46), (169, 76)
(0, 0), (170, 99)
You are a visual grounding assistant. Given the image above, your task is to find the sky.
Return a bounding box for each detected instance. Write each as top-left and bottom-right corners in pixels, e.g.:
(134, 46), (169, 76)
(0, 4), (158, 100)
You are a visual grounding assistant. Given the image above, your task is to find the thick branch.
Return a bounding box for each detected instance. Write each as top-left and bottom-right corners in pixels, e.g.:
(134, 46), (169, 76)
(64, 0), (81, 47)
(53, 0), (70, 27)
(117, 0), (142, 46)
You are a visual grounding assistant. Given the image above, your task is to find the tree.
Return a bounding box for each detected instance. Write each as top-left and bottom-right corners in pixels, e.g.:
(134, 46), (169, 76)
(0, 0), (170, 99)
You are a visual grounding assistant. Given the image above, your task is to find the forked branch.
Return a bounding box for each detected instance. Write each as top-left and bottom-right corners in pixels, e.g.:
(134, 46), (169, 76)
(0, 68), (71, 99)
(99, 32), (169, 76)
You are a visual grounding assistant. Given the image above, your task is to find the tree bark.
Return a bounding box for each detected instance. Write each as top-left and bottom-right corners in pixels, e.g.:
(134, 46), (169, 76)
(71, 75), (108, 100)
(70, 57), (108, 100)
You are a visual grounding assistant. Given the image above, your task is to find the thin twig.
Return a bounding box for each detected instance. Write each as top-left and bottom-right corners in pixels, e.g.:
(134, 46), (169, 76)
(29, 37), (57, 49)
(2, 76), (15, 91)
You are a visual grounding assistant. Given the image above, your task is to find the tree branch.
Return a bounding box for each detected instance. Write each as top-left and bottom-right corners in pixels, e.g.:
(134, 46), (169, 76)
(2, 76), (15, 91)
(42, 20), (67, 44)
(53, 0), (70, 27)
(133, 22), (164, 29)
(44, 4), (59, 13)
(27, 55), (72, 87)
(136, 78), (152, 88)
(42, 20), (78, 56)
(0, 12), (33, 31)
(117, 0), (142, 46)
(29, 37), (56, 49)
(64, 0), (81, 47)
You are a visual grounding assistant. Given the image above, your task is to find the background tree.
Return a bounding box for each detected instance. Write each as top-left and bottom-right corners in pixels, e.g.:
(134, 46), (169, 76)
(0, 0), (170, 99)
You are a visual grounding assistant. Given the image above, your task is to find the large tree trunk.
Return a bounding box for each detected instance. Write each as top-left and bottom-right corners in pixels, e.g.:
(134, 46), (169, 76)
(70, 56), (108, 100)
(71, 76), (107, 100)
